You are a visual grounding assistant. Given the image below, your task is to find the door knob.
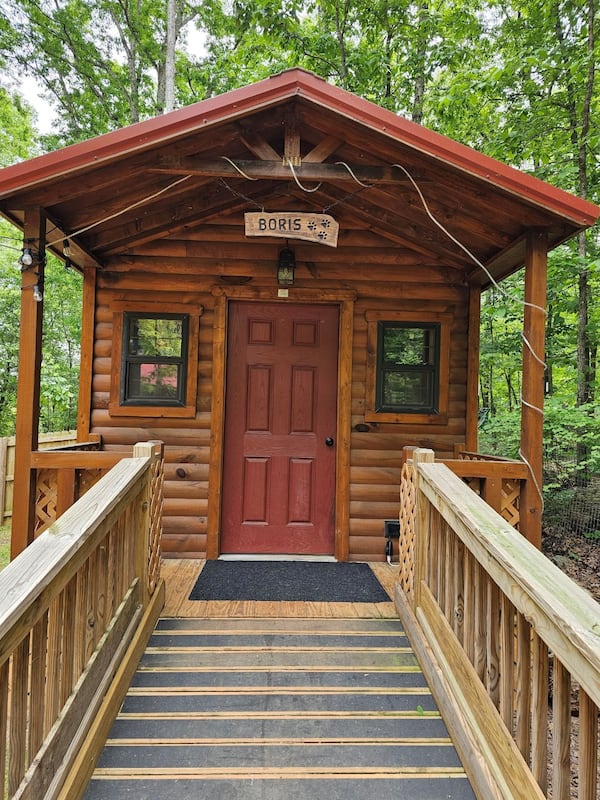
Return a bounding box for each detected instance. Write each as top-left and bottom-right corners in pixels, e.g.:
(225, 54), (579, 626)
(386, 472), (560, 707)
(325, 437), (335, 447)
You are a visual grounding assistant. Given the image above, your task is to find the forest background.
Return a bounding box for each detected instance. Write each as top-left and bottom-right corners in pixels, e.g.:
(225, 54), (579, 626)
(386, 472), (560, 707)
(0, 0), (599, 547)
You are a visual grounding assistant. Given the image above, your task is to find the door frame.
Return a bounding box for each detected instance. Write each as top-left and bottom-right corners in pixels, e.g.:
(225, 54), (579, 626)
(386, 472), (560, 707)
(207, 285), (356, 561)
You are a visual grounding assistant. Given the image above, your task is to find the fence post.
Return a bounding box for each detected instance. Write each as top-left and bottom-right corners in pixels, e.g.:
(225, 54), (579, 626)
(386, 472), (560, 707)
(0, 437), (7, 526)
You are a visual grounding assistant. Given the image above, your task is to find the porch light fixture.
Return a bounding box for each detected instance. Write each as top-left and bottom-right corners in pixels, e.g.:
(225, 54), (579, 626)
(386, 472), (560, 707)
(277, 246), (295, 286)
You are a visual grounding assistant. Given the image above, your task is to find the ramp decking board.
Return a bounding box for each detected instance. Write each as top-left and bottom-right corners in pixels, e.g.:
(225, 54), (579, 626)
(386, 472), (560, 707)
(85, 617), (476, 800)
(148, 633), (411, 648)
(85, 776), (476, 800)
(129, 669), (429, 689)
(119, 692), (438, 713)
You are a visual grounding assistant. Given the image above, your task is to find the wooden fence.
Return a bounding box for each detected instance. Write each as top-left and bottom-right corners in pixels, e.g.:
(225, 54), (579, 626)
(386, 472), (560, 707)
(0, 441), (165, 800)
(0, 432), (78, 526)
(396, 448), (600, 800)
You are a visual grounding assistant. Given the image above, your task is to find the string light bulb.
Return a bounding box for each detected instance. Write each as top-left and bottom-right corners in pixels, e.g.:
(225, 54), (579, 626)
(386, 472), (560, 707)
(20, 247), (33, 267)
(32, 283), (43, 302)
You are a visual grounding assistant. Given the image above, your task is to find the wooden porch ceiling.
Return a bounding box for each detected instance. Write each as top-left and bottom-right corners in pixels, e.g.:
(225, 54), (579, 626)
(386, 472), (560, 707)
(0, 69), (597, 286)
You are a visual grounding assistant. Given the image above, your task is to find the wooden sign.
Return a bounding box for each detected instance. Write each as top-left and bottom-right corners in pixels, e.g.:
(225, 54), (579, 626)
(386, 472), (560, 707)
(244, 212), (339, 248)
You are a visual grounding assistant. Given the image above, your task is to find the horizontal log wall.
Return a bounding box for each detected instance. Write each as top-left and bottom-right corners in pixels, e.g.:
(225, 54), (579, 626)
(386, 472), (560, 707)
(88, 220), (469, 560)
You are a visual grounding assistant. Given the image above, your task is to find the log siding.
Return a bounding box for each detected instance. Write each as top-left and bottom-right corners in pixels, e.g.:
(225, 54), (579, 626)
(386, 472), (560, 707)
(87, 228), (469, 561)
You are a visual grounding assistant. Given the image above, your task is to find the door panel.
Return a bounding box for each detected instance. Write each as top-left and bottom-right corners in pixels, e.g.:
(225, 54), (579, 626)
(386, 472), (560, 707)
(221, 302), (339, 554)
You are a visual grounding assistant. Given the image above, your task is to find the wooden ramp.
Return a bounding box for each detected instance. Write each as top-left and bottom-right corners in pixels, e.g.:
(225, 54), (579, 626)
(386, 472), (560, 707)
(84, 616), (476, 799)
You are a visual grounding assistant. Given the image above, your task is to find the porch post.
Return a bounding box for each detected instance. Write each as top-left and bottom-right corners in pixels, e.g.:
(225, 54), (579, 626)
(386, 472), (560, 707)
(466, 285), (481, 453)
(519, 230), (547, 548)
(11, 208), (46, 558)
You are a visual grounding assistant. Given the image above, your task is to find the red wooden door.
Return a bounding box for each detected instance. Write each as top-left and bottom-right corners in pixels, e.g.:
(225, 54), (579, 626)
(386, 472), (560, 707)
(221, 302), (339, 554)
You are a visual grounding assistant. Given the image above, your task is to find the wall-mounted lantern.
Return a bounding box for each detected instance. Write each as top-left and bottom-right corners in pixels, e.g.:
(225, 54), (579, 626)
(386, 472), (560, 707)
(277, 246), (295, 286)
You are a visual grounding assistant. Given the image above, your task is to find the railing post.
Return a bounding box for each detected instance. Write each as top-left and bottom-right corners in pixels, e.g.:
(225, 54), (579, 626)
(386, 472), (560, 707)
(132, 441), (164, 607)
(520, 230), (547, 548)
(413, 448), (435, 610)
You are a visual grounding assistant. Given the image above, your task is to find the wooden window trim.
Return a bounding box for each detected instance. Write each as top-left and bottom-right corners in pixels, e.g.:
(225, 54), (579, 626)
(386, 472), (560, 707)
(109, 304), (202, 418)
(365, 310), (451, 425)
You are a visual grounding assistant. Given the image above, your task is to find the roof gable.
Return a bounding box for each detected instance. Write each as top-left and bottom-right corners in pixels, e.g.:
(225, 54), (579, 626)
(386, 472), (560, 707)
(0, 68), (597, 284)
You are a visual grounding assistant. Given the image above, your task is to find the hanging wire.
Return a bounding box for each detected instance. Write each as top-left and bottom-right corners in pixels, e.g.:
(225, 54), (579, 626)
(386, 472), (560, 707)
(220, 155), (259, 181)
(45, 175), (193, 248)
(390, 161), (547, 507)
(335, 161), (373, 188)
(285, 158), (322, 193)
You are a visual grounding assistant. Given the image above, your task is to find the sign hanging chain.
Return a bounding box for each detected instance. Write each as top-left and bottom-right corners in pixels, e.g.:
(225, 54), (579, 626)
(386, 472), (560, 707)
(219, 177), (264, 211)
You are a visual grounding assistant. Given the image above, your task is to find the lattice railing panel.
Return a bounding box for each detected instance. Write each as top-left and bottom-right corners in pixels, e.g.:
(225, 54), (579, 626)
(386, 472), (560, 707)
(34, 469), (57, 536)
(147, 453), (163, 596)
(398, 461), (417, 598)
(501, 479), (521, 528)
(78, 468), (105, 496)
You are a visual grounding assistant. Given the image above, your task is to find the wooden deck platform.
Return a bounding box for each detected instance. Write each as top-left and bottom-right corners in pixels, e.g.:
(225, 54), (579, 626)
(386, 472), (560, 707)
(160, 559), (399, 618)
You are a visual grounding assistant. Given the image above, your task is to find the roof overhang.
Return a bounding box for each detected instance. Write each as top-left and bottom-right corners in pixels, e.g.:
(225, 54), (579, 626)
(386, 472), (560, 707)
(1, 68), (597, 286)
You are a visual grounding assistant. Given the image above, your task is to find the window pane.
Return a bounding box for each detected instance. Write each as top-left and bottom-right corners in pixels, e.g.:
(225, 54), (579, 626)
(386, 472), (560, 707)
(126, 363), (180, 400)
(382, 326), (434, 366)
(382, 370), (433, 409)
(127, 317), (183, 358)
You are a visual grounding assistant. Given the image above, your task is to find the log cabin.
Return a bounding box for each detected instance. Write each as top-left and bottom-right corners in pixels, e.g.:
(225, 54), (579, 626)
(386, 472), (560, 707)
(1, 67), (598, 562)
(1, 69), (600, 800)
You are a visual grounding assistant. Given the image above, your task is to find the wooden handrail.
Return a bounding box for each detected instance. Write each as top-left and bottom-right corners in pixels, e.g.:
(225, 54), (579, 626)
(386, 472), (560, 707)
(30, 450), (126, 468)
(396, 449), (600, 800)
(440, 459), (529, 479)
(0, 441), (165, 800)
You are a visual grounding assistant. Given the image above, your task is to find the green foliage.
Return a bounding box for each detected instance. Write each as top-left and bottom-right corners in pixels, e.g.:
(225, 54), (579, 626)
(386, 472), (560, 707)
(39, 258), (83, 432)
(543, 398), (600, 487)
(0, 88), (37, 165)
(0, 225), (82, 436)
(478, 411), (522, 460)
(0, 524), (10, 571)
(0, 223), (21, 436)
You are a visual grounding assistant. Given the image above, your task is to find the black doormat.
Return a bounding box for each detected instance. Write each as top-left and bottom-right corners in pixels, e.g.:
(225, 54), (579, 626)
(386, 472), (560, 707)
(188, 561), (391, 603)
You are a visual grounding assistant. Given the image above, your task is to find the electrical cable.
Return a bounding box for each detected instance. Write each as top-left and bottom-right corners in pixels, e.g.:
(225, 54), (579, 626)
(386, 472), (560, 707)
(45, 174), (193, 249)
(285, 158), (322, 193)
(220, 155), (259, 181)
(335, 161), (373, 188)
(389, 162), (547, 510)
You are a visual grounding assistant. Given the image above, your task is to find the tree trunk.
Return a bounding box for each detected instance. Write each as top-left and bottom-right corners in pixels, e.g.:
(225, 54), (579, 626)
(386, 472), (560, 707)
(411, 0), (429, 124)
(164, 0), (177, 112)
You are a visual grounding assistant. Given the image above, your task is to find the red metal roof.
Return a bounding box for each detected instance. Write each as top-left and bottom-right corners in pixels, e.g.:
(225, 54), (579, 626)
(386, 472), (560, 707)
(0, 68), (598, 286)
(0, 68), (597, 226)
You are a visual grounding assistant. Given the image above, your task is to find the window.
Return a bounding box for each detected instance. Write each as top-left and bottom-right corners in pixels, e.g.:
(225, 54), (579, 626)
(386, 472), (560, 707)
(121, 313), (188, 406)
(109, 305), (201, 418)
(365, 311), (450, 424)
(376, 322), (439, 413)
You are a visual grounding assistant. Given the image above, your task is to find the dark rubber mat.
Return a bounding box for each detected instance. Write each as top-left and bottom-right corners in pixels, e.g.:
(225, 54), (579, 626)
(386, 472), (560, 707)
(188, 560), (391, 602)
